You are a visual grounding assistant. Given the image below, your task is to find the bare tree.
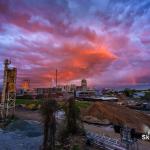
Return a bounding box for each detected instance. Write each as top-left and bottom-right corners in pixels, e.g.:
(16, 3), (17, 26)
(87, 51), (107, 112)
(41, 99), (57, 150)
(66, 98), (80, 134)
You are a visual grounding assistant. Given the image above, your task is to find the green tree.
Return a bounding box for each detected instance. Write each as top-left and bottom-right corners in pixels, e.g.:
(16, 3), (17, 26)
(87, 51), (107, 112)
(41, 99), (57, 150)
(124, 88), (136, 97)
(144, 92), (150, 101)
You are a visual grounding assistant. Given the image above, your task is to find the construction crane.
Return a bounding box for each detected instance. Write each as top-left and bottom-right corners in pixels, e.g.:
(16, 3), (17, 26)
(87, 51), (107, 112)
(0, 59), (17, 121)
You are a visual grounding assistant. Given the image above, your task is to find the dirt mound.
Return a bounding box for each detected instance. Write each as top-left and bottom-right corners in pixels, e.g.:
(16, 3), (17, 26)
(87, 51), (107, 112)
(83, 115), (110, 125)
(85, 102), (150, 132)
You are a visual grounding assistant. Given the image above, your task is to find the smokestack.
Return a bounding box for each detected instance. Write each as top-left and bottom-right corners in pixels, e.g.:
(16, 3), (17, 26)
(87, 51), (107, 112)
(56, 69), (57, 87)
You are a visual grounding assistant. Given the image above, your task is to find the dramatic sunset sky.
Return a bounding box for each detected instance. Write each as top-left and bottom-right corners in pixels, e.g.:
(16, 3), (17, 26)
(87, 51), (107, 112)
(0, 0), (150, 88)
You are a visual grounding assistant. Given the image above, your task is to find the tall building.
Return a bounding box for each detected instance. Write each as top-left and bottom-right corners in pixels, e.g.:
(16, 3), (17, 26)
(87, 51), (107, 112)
(81, 79), (87, 91)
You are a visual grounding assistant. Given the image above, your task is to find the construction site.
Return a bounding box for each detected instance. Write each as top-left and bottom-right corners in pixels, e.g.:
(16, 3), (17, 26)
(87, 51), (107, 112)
(0, 59), (150, 150)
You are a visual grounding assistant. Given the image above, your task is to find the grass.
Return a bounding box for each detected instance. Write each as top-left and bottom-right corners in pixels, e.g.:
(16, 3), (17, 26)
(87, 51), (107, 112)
(75, 100), (91, 109)
(16, 99), (92, 110)
(57, 100), (91, 109)
(16, 99), (42, 105)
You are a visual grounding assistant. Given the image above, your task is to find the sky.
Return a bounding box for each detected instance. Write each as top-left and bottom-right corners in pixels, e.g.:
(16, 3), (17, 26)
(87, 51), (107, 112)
(0, 0), (150, 88)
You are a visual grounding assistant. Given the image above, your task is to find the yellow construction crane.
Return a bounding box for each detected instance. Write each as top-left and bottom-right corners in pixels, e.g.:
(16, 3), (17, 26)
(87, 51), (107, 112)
(0, 59), (17, 120)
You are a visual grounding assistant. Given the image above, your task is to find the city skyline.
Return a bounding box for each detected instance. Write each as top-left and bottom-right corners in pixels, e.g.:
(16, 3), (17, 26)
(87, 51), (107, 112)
(0, 0), (150, 88)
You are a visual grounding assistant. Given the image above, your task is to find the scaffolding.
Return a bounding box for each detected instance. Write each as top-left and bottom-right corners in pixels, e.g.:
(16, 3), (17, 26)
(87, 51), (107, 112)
(0, 59), (17, 121)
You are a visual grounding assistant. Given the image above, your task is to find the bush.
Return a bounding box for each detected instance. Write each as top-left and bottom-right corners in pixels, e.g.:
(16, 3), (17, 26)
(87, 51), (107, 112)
(25, 103), (38, 110)
(123, 88), (136, 97)
(72, 145), (80, 150)
(144, 92), (150, 101)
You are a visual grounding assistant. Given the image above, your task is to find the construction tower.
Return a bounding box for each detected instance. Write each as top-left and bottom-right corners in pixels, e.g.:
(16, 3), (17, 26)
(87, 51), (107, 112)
(0, 59), (17, 120)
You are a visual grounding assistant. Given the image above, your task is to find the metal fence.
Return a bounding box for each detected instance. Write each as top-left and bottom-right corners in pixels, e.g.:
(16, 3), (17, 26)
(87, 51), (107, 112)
(86, 131), (126, 150)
